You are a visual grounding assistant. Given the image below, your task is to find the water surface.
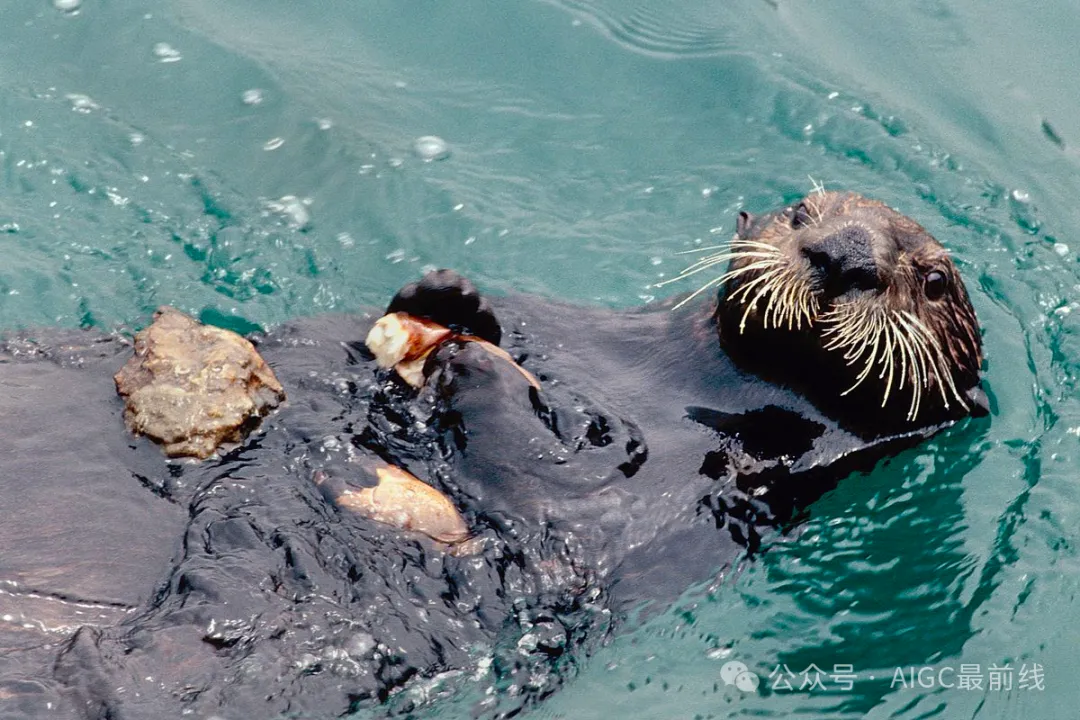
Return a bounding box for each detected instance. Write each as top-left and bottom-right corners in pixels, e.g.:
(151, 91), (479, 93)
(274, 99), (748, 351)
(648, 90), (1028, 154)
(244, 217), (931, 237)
(1, 0), (1078, 717)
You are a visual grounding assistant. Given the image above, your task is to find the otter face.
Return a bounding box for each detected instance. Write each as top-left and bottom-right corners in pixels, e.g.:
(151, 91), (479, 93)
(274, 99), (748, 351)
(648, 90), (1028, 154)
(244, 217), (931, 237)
(701, 191), (984, 429)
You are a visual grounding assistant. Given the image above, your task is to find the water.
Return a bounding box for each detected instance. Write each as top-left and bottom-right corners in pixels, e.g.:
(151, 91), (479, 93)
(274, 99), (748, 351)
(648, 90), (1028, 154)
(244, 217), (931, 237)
(1, 0), (1078, 717)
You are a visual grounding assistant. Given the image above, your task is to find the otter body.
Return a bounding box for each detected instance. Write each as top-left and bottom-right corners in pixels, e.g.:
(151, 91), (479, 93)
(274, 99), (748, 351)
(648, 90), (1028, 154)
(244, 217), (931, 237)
(0, 191), (986, 718)
(404, 294), (931, 597)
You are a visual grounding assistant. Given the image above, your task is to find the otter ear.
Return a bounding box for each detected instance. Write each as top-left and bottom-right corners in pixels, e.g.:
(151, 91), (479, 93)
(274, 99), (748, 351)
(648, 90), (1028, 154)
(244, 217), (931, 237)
(965, 385), (990, 417)
(736, 210), (754, 238)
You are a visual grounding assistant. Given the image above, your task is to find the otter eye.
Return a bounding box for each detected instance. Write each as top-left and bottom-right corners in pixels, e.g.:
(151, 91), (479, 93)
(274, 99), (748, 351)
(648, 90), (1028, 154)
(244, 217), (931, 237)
(924, 270), (947, 300)
(791, 202), (812, 229)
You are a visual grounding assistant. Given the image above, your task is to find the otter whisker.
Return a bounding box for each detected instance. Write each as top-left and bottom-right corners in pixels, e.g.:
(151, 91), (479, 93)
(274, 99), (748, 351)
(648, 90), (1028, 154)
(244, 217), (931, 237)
(822, 300), (971, 422)
(823, 302), (909, 405)
(657, 250), (780, 287)
(891, 318), (912, 392)
(878, 318), (897, 406)
(894, 312), (969, 415)
(676, 244), (733, 255)
(677, 239), (781, 256)
(783, 267), (817, 330)
(675, 250), (778, 277)
(735, 266), (789, 332)
(668, 254), (785, 309)
(669, 274), (728, 311)
(842, 312), (886, 396)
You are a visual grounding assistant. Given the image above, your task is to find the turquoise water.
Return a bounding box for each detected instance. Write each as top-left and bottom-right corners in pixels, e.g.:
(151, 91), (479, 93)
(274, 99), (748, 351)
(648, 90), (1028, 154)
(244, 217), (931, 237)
(2, 0), (1078, 717)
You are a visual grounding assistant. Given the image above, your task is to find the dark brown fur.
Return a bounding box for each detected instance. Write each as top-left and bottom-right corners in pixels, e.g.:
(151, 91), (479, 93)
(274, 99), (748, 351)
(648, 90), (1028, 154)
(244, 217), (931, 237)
(717, 191), (985, 434)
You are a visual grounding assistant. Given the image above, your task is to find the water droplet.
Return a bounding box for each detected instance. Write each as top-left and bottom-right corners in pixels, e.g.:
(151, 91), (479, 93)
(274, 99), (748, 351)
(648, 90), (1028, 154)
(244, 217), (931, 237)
(241, 88), (264, 106)
(263, 137), (284, 151)
(413, 135), (450, 162)
(152, 42), (182, 63)
(650, 256), (662, 266)
(1054, 242), (1069, 256)
(129, 132), (145, 146)
(1012, 189), (1031, 203)
(316, 118), (333, 130)
(52, 0), (81, 12)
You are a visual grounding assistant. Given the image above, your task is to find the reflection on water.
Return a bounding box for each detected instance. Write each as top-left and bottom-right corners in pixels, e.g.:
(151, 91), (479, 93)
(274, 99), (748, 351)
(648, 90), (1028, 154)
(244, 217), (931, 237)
(0, 0), (1077, 716)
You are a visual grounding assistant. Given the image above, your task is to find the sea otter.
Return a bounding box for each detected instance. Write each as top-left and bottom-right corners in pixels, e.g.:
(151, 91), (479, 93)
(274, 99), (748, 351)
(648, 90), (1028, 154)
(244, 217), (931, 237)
(354, 190), (987, 590)
(0, 191), (986, 718)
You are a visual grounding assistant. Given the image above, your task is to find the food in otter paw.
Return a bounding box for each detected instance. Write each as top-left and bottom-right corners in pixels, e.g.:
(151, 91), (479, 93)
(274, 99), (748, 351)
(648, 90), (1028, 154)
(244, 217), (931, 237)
(365, 311), (540, 389)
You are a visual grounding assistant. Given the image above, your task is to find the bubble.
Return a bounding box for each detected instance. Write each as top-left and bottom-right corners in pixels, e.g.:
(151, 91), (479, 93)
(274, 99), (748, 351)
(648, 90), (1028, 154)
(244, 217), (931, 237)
(719, 660), (748, 685)
(241, 88), (264, 106)
(413, 135), (451, 162)
(52, 0), (81, 12)
(152, 42), (182, 63)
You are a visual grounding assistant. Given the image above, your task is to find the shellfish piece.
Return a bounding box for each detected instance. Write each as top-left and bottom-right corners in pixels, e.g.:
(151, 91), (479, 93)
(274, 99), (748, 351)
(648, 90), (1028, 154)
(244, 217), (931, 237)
(364, 312), (453, 387)
(113, 306), (286, 459)
(314, 465), (470, 545)
(364, 311), (540, 389)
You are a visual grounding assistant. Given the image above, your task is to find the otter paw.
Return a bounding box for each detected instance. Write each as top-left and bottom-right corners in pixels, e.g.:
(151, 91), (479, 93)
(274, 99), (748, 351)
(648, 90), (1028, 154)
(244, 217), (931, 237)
(386, 269), (502, 345)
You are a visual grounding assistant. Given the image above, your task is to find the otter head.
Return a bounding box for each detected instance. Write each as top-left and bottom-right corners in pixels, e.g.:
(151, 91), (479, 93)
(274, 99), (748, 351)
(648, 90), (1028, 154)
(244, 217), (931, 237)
(706, 191), (986, 434)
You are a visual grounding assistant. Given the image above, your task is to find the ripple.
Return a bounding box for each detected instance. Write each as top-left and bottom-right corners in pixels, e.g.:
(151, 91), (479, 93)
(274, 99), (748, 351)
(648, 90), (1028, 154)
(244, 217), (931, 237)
(542, 0), (737, 57)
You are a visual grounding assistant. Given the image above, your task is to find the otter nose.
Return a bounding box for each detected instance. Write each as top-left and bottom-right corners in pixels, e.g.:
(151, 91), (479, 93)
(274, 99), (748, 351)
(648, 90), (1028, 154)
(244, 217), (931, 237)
(801, 226), (881, 297)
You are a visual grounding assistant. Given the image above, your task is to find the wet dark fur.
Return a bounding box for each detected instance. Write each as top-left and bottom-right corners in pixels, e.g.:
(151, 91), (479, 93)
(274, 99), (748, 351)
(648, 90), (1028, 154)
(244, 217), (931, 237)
(716, 192), (983, 435)
(0, 193), (987, 718)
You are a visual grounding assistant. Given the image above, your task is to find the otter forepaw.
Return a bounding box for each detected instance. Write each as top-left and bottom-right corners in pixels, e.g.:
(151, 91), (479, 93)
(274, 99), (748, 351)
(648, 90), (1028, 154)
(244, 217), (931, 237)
(386, 269), (502, 345)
